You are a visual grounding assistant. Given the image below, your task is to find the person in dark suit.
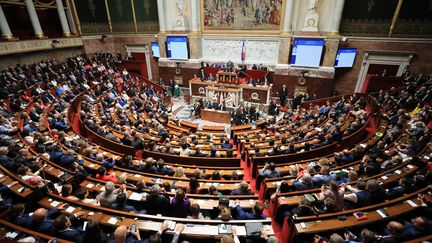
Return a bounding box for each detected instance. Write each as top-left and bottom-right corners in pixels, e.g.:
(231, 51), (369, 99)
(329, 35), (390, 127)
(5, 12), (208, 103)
(379, 221), (405, 243)
(14, 149), (38, 172)
(0, 146), (15, 171)
(402, 216), (431, 239)
(26, 208), (60, 234)
(82, 220), (109, 243)
(140, 158), (156, 173)
(253, 146), (265, 157)
(145, 185), (169, 215)
(221, 138), (233, 149)
(230, 182), (254, 195)
(342, 181), (371, 209)
(234, 201), (266, 220)
(259, 162), (281, 179)
(154, 160), (174, 175)
(279, 84), (288, 106)
(49, 146), (64, 164)
(191, 147), (207, 157)
(111, 193), (140, 213)
(8, 204), (32, 226)
(59, 149), (83, 169)
(53, 213), (85, 242)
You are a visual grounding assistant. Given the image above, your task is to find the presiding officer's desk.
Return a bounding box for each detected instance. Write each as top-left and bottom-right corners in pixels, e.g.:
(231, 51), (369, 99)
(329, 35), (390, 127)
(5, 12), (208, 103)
(189, 79), (272, 105)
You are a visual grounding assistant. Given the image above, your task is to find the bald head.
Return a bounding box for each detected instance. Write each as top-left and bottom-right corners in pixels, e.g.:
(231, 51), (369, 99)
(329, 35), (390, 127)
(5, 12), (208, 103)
(387, 221), (404, 236)
(114, 225), (128, 243)
(33, 208), (47, 222)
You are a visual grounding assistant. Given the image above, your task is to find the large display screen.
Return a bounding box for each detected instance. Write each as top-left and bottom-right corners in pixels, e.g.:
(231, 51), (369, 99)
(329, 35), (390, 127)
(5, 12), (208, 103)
(166, 36), (189, 60)
(151, 42), (160, 58)
(334, 48), (357, 68)
(290, 39), (324, 68)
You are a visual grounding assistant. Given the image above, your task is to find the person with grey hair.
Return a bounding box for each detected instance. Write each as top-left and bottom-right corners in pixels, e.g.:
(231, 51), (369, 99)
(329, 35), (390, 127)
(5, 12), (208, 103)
(98, 181), (125, 207)
(294, 173), (314, 191)
(0, 146), (14, 170)
(145, 184), (169, 215)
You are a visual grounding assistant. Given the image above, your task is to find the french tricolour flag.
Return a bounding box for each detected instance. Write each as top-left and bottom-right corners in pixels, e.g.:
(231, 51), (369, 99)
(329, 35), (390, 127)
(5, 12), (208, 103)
(241, 41), (246, 61)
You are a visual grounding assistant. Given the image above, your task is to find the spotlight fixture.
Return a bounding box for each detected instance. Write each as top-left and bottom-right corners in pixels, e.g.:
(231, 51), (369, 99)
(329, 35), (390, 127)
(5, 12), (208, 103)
(100, 34), (108, 42)
(51, 40), (60, 48)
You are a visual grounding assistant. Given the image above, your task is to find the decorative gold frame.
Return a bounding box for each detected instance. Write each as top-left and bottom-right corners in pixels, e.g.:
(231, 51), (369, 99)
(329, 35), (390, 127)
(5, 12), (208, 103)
(200, 0), (286, 35)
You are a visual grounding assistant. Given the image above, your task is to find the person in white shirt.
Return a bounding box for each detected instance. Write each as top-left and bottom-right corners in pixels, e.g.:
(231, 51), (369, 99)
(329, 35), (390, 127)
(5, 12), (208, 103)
(179, 143), (191, 156)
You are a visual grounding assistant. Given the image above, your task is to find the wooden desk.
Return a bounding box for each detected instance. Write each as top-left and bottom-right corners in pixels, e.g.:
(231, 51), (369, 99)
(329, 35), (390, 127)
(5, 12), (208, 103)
(202, 125), (226, 131)
(201, 109), (231, 124)
(40, 195), (275, 240)
(180, 120), (199, 131)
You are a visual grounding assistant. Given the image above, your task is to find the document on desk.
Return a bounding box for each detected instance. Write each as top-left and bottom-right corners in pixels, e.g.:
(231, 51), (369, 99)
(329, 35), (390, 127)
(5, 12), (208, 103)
(184, 225), (218, 235)
(65, 206), (76, 213)
(234, 226), (247, 236)
(406, 200), (418, 207)
(50, 201), (60, 207)
(108, 217), (118, 225)
(129, 192), (142, 201)
(376, 209), (387, 218)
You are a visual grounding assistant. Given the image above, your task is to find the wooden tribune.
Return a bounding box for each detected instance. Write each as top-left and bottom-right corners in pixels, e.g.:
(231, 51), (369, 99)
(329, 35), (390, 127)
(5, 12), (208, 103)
(201, 109), (231, 124)
(217, 71), (239, 85)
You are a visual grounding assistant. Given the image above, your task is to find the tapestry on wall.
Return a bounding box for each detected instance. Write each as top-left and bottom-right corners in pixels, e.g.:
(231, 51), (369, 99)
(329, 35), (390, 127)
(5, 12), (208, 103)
(107, 0), (135, 32)
(202, 0), (283, 31)
(74, 0), (110, 34)
(134, 0), (159, 32)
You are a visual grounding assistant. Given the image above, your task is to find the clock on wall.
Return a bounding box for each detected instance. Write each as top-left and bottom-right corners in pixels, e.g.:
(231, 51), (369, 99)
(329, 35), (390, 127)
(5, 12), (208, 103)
(307, 18), (316, 27)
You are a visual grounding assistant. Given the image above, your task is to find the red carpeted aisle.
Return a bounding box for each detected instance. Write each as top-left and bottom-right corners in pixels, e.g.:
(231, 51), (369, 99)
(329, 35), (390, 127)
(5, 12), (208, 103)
(236, 146), (283, 242)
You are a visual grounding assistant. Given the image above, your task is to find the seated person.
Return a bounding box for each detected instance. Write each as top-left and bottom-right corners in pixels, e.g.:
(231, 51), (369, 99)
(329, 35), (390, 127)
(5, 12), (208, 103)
(342, 180), (371, 209)
(52, 213), (85, 242)
(234, 200), (266, 220)
(208, 73), (216, 81)
(187, 203), (204, 219)
(111, 193), (140, 213)
(294, 173), (314, 191)
(230, 182), (254, 195)
(378, 221), (405, 243)
(170, 188), (190, 218)
(259, 162), (281, 178)
(26, 208), (61, 234)
(221, 138), (233, 149)
(145, 185), (169, 215)
(217, 207), (233, 221)
(403, 216), (431, 239)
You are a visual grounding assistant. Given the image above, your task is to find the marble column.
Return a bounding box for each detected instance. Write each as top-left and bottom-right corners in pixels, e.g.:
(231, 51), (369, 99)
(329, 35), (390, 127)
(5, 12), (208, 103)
(190, 0), (200, 32)
(157, 0), (166, 32)
(157, 34), (167, 58)
(25, 0), (46, 38)
(188, 34), (202, 59)
(282, 0), (294, 33)
(329, 0), (345, 35)
(278, 38), (291, 64)
(55, 0), (71, 36)
(0, 4), (16, 40)
(322, 39), (340, 67)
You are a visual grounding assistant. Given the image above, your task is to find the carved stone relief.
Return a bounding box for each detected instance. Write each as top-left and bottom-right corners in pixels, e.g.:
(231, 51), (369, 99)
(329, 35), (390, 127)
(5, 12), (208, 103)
(202, 39), (279, 64)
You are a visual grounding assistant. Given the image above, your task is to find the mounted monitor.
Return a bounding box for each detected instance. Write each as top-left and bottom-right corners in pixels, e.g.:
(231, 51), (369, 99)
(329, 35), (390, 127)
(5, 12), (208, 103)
(151, 42), (160, 58)
(290, 38), (324, 68)
(334, 48), (357, 68)
(166, 36), (189, 60)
